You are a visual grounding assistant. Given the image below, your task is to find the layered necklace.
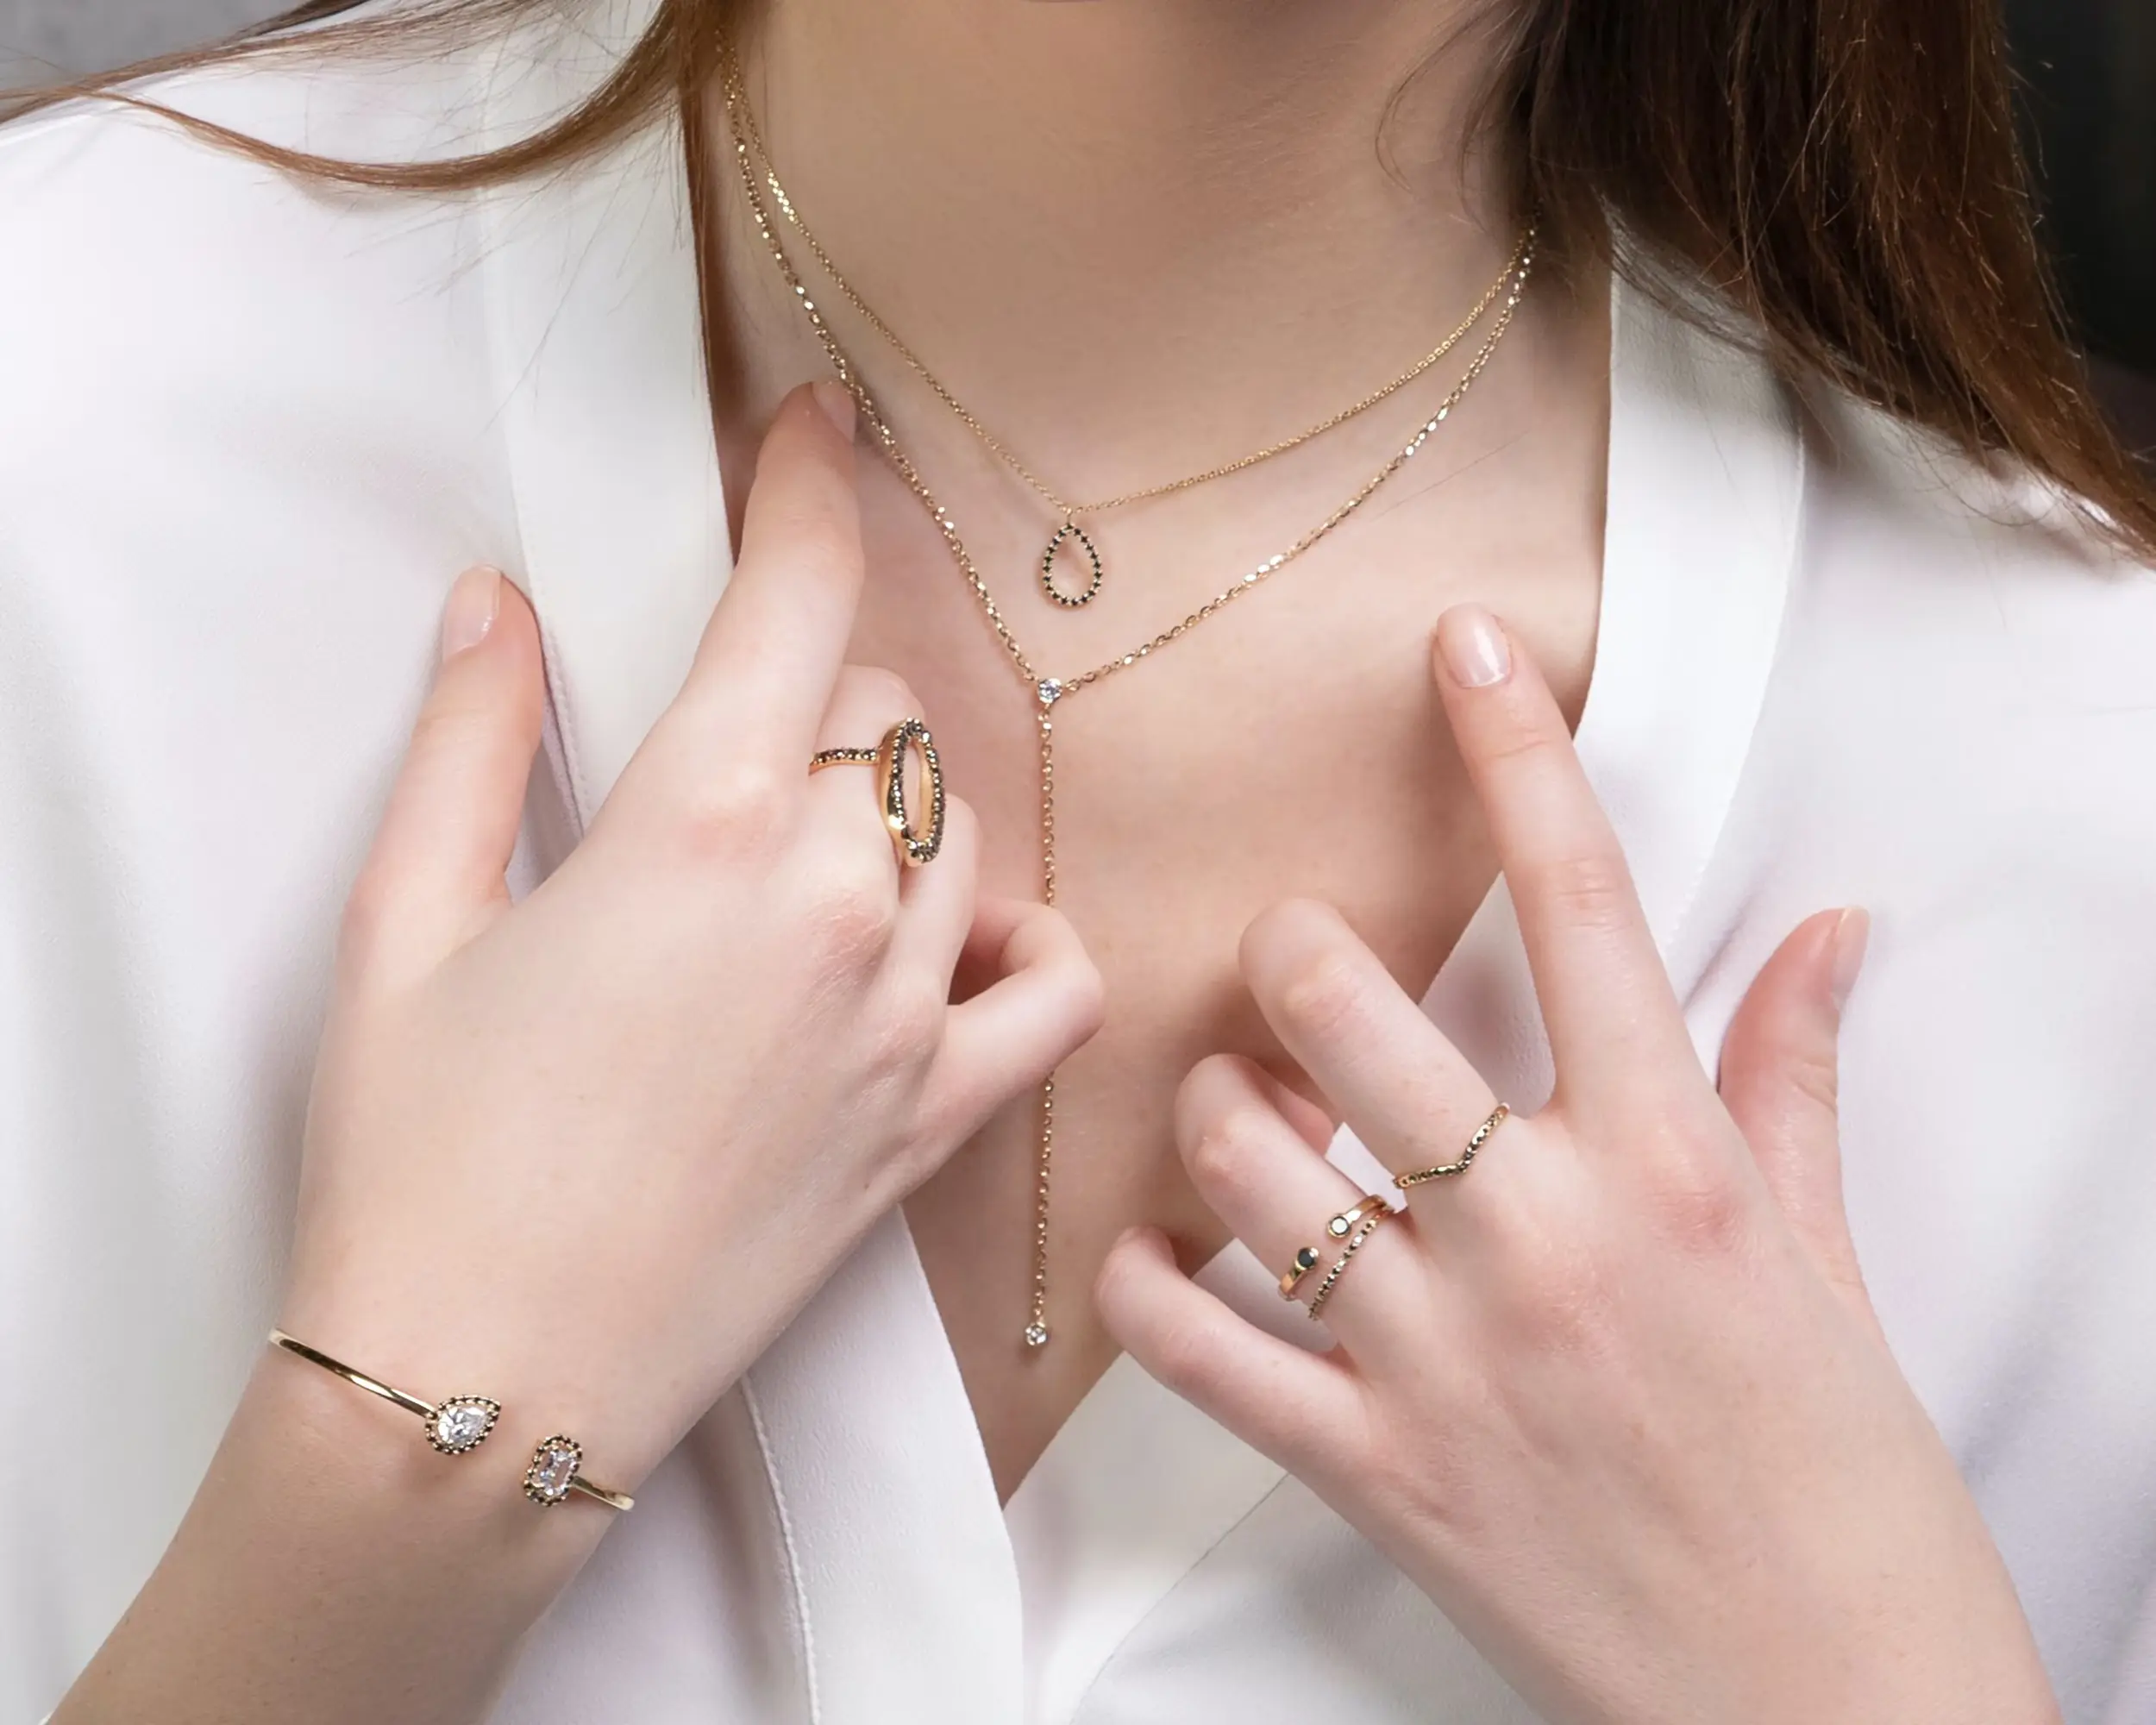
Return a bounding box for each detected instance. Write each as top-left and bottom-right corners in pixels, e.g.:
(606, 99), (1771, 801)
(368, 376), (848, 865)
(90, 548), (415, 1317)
(721, 52), (1536, 1351)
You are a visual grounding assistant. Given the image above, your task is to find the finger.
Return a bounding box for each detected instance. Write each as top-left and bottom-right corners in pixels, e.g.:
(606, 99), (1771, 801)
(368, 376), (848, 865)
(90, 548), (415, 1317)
(886, 798), (980, 983)
(917, 898), (1104, 1145)
(1432, 605), (1701, 1101)
(678, 382), (863, 762)
(1719, 907), (1883, 1338)
(1239, 900), (1501, 1189)
(1096, 1226), (1356, 1479)
(1175, 1053), (1417, 1339)
(342, 568), (545, 986)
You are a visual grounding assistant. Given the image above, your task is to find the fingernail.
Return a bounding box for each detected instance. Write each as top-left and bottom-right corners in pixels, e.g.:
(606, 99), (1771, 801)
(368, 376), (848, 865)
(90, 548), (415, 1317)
(1829, 907), (1871, 1012)
(1436, 605), (1512, 689)
(811, 379), (856, 440)
(439, 565), (503, 662)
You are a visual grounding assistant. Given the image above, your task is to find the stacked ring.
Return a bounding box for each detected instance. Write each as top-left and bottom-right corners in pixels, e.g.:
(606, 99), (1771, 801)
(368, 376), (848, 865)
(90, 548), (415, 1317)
(1306, 1201), (1393, 1321)
(1395, 1102), (1510, 1189)
(1276, 1194), (1392, 1302)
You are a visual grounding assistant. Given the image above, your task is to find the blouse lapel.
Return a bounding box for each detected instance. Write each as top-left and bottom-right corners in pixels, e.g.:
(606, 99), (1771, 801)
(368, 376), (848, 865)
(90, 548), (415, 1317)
(476, 0), (733, 825)
(479, 11), (1023, 1719)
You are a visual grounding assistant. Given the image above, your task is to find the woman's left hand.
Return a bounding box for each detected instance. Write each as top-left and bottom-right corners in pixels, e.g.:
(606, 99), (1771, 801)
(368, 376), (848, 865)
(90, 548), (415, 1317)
(1096, 604), (2059, 1725)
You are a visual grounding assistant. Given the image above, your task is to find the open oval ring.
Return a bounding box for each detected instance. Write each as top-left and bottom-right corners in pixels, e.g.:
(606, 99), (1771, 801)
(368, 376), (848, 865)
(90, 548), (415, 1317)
(810, 718), (947, 867)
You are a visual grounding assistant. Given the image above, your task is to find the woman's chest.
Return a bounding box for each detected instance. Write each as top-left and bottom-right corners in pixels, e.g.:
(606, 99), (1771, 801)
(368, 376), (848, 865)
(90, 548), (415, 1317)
(842, 472), (1601, 1494)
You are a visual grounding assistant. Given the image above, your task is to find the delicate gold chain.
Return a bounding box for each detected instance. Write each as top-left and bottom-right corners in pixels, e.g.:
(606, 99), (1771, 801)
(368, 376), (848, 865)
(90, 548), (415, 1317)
(726, 48), (1528, 523)
(724, 58), (1533, 1351)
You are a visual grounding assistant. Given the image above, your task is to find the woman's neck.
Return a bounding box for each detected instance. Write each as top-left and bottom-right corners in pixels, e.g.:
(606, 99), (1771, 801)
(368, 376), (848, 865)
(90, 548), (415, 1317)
(720, 0), (1516, 491)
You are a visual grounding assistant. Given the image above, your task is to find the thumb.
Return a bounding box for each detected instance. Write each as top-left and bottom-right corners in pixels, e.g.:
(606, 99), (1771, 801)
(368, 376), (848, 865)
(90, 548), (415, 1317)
(340, 567), (548, 987)
(1718, 906), (1883, 1338)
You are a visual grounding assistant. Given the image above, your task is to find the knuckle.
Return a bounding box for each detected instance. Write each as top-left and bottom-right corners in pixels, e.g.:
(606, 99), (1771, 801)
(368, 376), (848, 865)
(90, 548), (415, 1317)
(1779, 1045), (1841, 1118)
(1138, 1308), (1223, 1396)
(680, 761), (791, 860)
(1508, 1240), (1619, 1355)
(1274, 955), (1370, 1044)
(770, 505), (862, 585)
(1641, 1154), (1755, 1258)
(1534, 848), (1636, 932)
(810, 867), (900, 969)
(839, 665), (920, 723)
(877, 975), (948, 1067)
(1183, 1105), (1274, 1202)
(405, 693), (488, 765)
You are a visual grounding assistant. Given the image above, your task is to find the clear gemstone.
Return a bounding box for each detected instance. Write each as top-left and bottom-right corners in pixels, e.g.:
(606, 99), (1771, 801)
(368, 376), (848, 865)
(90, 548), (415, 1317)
(1037, 679), (1064, 707)
(530, 1442), (580, 1500)
(1022, 1321), (1050, 1350)
(433, 1402), (493, 1452)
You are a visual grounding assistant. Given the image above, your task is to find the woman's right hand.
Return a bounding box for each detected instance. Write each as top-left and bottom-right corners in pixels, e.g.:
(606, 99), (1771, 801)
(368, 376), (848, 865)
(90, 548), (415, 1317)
(280, 380), (1101, 1485)
(54, 386), (1097, 1725)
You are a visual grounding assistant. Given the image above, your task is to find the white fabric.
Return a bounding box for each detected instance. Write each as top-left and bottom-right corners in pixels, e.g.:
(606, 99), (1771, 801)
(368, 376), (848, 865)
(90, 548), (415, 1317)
(5, 8), (2156, 1722)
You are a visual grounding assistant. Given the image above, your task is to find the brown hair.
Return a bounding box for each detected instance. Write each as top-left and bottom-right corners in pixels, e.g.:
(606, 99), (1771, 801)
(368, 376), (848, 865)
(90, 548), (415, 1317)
(12, 0), (2155, 560)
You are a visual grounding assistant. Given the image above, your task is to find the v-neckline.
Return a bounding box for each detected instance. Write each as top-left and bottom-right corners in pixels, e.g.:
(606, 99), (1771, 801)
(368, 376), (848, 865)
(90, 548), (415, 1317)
(475, 14), (1806, 1710)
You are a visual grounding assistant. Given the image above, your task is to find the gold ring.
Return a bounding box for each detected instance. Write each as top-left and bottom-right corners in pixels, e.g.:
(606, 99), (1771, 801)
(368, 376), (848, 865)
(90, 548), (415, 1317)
(1277, 1243), (1323, 1300)
(1306, 1202), (1392, 1321)
(266, 1330), (633, 1512)
(1395, 1102), (1510, 1189)
(1325, 1194), (1391, 1240)
(810, 718), (946, 867)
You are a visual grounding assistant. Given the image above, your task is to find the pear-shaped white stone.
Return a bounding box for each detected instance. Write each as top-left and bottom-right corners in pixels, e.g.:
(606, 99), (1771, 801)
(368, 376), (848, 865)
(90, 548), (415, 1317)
(433, 1402), (493, 1452)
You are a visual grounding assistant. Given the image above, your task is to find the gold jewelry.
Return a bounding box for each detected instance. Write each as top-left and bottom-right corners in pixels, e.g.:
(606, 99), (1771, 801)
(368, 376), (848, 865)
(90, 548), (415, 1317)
(726, 56), (1534, 1352)
(267, 1330), (633, 1512)
(1325, 1193), (1392, 1241)
(1395, 1102), (1510, 1189)
(725, 45), (1529, 608)
(809, 717), (947, 866)
(1278, 1243), (1324, 1300)
(1306, 1205), (1392, 1321)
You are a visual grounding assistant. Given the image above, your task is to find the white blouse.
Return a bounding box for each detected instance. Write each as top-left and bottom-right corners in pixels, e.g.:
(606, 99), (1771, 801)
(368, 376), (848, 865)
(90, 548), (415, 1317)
(5, 4), (2156, 1722)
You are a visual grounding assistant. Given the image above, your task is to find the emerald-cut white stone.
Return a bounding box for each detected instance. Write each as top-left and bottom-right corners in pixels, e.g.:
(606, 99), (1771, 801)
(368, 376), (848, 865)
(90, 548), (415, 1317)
(529, 1440), (580, 1502)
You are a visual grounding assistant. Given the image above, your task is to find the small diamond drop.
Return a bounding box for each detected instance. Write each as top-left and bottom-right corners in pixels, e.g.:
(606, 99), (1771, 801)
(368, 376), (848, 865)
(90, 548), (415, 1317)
(1023, 1321), (1050, 1350)
(1036, 679), (1064, 707)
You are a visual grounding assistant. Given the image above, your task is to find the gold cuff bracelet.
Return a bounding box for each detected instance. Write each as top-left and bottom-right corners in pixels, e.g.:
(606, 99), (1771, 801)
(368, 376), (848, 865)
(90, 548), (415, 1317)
(267, 1330), (633, 1512)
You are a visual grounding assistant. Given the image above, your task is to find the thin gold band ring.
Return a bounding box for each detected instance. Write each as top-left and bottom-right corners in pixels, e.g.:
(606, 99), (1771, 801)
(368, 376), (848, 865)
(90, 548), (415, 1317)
(1395, 1103), (1511, 1189)
(810, 718), (946, 867)
(1306, 1204), (1392, 1321)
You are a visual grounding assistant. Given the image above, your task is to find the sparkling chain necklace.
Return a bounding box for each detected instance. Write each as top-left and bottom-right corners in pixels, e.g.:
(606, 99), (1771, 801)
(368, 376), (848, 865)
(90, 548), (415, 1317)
(722, 60), (1536, 1351)
(725, 51), (1529, 611)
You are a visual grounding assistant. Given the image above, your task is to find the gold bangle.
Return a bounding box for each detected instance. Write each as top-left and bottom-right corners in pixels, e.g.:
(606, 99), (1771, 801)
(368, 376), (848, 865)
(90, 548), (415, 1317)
(1395, 1103), (1511, 1189)
(809, 718), (946, 866)
(1306, 1207), (1391, 1321)
(267, 1330), (633, 1512)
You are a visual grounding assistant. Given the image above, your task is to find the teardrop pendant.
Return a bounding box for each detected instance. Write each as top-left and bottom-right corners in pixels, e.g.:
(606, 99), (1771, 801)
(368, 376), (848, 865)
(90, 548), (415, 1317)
(1039, 520), (1105, 608)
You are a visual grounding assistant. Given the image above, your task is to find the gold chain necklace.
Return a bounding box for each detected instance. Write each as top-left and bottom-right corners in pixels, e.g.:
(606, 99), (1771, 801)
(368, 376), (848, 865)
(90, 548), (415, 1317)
(722, 60), (1536, 1351)
(725, 50), (1529, 611)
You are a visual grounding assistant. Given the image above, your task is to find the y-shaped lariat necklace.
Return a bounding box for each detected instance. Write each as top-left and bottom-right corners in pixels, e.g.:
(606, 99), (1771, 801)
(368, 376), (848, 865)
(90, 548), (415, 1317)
(722, 53), (1536, 1351)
